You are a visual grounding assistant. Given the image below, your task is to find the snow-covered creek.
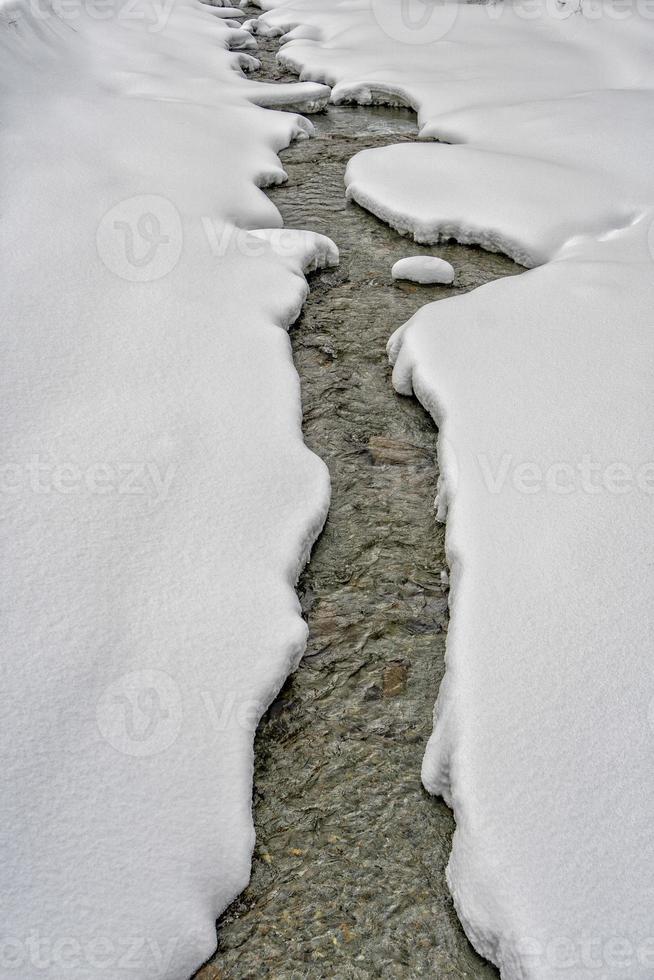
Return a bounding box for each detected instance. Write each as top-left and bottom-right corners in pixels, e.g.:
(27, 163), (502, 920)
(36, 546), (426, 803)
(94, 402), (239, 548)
(198, 25), (520, 978)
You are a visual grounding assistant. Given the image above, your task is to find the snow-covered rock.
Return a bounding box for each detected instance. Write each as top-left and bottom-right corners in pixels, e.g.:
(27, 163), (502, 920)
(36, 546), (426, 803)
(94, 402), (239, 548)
(391, 256), (454, 285)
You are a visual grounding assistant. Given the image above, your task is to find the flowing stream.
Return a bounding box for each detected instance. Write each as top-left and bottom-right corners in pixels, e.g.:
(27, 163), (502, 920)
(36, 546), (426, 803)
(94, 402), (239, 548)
(198, 24), (520, 979)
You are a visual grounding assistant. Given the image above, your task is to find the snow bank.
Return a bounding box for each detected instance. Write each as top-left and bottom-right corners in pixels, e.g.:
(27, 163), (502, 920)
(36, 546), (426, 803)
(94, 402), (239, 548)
(391, 220), (654, 977)
(391, 256), (454, 285)
(254, 0), (654, 977)
(245, 79), (331, 112)
(0, 1), (336, 977)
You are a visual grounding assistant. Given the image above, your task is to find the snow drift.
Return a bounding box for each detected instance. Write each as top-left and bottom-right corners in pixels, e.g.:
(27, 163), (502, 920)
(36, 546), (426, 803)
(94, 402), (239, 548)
(0, 1), (336, 977)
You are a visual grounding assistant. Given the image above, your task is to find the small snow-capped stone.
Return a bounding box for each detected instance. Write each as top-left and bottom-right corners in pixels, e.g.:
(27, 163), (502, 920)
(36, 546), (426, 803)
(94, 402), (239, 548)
(391, 256), (454, 285)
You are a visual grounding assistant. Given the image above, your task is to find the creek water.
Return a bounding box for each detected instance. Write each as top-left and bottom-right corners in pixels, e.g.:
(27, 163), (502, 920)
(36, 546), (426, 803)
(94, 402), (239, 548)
(198, 26), (519, 979)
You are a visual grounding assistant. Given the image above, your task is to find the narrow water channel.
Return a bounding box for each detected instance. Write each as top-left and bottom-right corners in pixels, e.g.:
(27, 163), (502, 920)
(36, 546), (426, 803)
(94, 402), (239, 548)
(198, 25), (520, 979)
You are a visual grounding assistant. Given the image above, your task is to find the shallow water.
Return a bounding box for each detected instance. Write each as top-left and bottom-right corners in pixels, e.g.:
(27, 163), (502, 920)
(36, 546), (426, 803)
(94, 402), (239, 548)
(198, 28), (520, 980)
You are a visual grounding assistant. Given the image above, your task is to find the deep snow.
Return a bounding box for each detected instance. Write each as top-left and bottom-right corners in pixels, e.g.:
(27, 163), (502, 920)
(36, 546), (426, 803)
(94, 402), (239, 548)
(0, 1), (336, 977)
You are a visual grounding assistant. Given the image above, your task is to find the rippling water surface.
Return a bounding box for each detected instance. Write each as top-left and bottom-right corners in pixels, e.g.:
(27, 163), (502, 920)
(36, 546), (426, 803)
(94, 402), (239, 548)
(198, 28), (520, 979)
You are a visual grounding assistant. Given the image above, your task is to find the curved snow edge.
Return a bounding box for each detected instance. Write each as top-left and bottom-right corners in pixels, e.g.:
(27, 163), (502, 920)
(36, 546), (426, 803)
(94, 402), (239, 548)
(347, 180), (540, 269)
(389, 329), (527, 980)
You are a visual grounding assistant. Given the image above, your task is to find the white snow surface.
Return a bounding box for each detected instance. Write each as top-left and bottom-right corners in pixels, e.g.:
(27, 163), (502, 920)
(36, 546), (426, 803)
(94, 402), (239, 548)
(254, 1), (654, 977)
(0, 1), (336, 977)
(391, 256), (454, 285)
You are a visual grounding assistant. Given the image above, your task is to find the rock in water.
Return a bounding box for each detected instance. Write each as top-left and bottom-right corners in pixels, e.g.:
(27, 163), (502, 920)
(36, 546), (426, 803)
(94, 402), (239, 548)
(391, 255), (454, 284)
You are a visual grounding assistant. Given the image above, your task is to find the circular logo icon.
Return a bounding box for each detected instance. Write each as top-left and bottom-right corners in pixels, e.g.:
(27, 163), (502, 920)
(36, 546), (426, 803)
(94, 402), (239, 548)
(96, 669), (182, 757)
(96, 195), (183, 282)
(371, 0), (459, 45)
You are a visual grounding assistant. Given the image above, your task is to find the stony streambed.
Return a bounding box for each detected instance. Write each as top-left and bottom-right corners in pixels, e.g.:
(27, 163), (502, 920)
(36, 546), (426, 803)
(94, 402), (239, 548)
(198, 27), (519, 980)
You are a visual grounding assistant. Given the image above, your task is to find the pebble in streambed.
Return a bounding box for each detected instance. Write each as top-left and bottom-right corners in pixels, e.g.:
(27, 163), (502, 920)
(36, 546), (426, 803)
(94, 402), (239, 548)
(197, 25), (521, 980)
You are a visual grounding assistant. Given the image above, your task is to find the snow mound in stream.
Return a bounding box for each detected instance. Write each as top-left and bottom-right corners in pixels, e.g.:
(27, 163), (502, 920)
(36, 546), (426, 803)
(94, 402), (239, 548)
(391, 256), (454, 285)
(1, 1), (336, 977)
